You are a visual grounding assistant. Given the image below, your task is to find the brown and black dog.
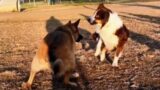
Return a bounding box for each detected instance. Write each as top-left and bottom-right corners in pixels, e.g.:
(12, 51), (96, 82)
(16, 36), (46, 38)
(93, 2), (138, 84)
(22, 19), (83, 89)
(87, 4), (129, 67)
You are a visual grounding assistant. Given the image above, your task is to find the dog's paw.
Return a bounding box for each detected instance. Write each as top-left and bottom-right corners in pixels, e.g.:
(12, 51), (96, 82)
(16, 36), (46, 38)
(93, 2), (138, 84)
(112, 63), (118, 67)
(21, 82), (31, 90)
(68, 82), (78, 87)
(100, 55), (105, 62)
(100, 58), (105, 62)
(72, 72), (79, 78)
(94, 52), (100, 57)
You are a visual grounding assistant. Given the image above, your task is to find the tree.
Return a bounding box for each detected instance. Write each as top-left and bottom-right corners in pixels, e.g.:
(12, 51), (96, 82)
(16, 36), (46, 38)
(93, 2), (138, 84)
(44, 0), (47, 3)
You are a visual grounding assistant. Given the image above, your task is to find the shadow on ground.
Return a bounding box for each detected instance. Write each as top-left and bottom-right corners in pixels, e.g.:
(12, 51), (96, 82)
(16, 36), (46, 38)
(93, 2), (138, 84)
(0, 67), (18, 73)
(120, 12), (160, 24)
(119, 13), (160, 51)
(123, 3), (160, 10)
(129, 31), (160, 51)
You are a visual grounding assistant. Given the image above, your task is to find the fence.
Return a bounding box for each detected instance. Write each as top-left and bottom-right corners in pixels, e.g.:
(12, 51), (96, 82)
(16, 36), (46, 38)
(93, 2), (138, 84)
(22, 0), (158, 4)
(21, 0), (159, 8)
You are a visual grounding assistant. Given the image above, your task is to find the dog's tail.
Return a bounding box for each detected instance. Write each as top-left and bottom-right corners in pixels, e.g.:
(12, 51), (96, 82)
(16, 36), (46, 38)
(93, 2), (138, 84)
(53, 59), (64, 77)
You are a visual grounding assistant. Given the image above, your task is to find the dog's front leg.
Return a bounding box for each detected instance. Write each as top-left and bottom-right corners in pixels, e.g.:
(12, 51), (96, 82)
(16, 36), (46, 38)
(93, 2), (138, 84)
(95, 38), (102, 57)
(100, 46), (106, 62)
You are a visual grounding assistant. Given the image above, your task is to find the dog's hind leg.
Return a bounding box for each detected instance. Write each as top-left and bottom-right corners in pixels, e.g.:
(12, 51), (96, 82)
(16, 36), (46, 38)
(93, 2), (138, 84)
(29, 57), (46, 84)
(22, 56), (50, 89)
(112, 45), (123, 67)
(22, 56), (42, 90)
(64, 71), (77, 87)
(22, 70), (36, 90)
(22, 40), (50, 89)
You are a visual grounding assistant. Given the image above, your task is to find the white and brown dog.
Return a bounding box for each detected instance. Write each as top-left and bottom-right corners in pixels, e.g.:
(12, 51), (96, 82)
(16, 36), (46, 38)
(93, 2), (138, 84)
(87, 3), (129, 67)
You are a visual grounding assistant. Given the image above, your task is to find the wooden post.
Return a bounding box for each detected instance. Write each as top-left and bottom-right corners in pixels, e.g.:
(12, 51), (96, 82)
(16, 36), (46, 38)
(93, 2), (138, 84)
(29, 0), (31, 4)
(44, 0), (47, 3)
(105, 0), (109, 3)
(33, 0), (36, 6)
(0, 0), (21, 12)
(47, 0), (50, 5)
(70, 0), (73, 3)
(17, 0), (21, 11)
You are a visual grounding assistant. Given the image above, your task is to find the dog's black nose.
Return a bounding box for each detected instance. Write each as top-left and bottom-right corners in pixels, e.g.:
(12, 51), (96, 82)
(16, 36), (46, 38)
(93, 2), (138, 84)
(76, 34), (83, 42)
(87, 17), (91, 22)
(87, 16), (96, 25)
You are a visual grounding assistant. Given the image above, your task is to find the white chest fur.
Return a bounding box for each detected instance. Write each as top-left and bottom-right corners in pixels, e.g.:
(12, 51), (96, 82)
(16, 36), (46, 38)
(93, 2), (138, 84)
(100, 30), (118, 50)
(97, 12), (123, 51)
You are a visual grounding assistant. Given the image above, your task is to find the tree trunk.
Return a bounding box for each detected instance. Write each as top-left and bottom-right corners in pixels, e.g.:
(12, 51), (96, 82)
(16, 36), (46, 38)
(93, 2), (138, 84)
(44, 0), (47, 3)
(57, 0), (61, 4)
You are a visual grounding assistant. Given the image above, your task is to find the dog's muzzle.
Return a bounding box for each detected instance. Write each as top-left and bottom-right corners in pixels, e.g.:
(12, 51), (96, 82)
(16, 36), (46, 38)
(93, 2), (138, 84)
(87, 16), (96, 25)
(76, 34), (83, 42)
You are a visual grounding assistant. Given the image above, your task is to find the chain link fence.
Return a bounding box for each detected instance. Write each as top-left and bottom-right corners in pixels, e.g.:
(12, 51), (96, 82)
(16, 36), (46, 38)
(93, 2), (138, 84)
(21, 0), (158, 8)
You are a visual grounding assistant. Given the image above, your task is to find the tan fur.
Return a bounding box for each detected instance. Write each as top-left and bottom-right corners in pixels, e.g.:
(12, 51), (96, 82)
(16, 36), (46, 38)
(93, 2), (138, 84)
(36, 40), (48, 61)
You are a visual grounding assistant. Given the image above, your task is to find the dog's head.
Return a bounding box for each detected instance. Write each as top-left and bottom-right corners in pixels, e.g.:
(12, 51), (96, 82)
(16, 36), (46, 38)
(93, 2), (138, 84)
(66, 19), (83, 42)
(87, 3), (112, 27)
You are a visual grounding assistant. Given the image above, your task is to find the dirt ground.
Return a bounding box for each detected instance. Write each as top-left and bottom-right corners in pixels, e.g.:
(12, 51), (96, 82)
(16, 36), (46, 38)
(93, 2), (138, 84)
(0, 1), (160, 90)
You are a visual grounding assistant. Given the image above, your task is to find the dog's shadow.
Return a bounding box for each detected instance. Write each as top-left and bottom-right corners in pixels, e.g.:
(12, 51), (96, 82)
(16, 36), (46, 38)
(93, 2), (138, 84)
(46, 16), (97, 50)
(52, 76), (83, 90)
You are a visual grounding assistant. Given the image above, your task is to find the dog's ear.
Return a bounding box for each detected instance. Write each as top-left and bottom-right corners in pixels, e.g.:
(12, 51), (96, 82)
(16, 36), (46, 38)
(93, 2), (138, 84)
(98, 3), (105, 9)
(67, 20), (72, 25)
(74, 19), (80, 27)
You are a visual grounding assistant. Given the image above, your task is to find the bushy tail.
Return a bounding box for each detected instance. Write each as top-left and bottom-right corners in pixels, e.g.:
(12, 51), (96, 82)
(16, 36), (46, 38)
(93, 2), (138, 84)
(53, 59), (64, 77)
